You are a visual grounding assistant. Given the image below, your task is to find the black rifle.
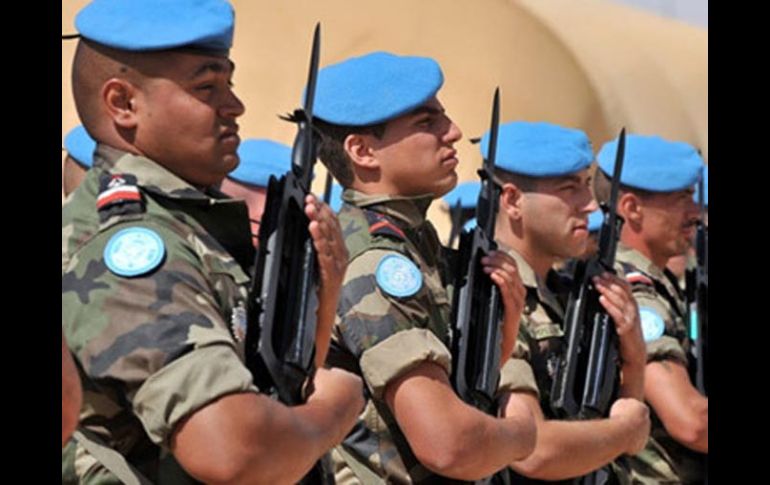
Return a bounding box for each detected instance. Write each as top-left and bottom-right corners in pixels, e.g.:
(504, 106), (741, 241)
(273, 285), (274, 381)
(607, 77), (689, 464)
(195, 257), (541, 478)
(450, 89), (509, 485)
(245, 24), (330, 484)
(322, 171), (334, 205)
(448, 199), (464, 248)
(551, 128), (627, 422)
(686, 175), (708, 396)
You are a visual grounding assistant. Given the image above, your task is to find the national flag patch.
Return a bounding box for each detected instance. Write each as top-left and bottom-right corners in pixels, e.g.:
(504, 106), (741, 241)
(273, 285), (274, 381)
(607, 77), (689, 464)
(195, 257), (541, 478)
(96, 174), (142, 210)
(625, 271), (654, 286)
(364, 210), (406, 240)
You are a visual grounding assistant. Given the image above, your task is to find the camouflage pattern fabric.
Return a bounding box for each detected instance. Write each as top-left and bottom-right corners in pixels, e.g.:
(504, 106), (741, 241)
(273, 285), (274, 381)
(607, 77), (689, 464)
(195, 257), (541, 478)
(503, 247), (566, 417)
(615, 244), (706, 484)
(503, 246), (646, 485)
(62, 144), (258, 484)
(328, 189), (453, 484)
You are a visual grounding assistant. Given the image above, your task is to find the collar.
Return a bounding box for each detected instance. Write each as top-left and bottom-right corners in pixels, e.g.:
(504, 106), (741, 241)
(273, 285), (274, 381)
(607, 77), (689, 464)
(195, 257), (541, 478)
(342, 189), (434, 229)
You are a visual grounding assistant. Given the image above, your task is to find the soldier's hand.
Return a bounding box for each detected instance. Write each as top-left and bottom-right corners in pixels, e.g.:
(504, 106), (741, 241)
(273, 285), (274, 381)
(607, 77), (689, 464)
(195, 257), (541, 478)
(609, 398), (650, 455)
(594, 272), (646, 368)
(482, 250), (526, 365)
(305, 194), (348, 366)
(311, 367), (365, 443)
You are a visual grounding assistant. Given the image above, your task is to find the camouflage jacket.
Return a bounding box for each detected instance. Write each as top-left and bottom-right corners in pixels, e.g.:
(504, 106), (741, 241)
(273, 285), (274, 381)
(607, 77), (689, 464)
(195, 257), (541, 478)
(328, 190), (454, 484)
(328, 190), (538, 485)
(615, 244), (706, 484)
(62, 145), (258, 484)
(503, 246), (656, 485)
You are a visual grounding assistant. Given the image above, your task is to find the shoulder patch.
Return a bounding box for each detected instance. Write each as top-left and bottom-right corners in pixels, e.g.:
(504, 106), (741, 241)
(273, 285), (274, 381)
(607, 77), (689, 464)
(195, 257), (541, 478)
(626, 271), (654, 287)
(104, 227), (166, 277)
(375, 253), (422, 298)
(639, 306), (666, 342)
(97, 173), (144, 222)
(364, 210), (406, 240)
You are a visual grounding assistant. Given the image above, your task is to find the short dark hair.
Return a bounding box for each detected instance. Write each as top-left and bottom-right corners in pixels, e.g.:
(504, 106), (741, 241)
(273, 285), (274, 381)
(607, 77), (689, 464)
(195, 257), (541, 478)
(314, 118), (387, 188)
(493, 168), (538, 192)
(592, 168), (653, 205)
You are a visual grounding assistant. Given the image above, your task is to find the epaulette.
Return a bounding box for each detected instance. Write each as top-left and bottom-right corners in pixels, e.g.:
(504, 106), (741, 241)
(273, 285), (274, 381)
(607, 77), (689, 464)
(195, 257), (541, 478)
(363, 209), (406, 240)
(97, 173), (145, 223)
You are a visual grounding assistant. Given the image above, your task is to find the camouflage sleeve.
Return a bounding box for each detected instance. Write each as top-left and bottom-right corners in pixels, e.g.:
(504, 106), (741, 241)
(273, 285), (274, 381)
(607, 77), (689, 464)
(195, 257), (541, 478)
(336, 249), (452, 400)
(497, 356), (539, 398)
(634, 291), (688, 367)
(134, 345), (257, 447)
(62, 221), (257, 446)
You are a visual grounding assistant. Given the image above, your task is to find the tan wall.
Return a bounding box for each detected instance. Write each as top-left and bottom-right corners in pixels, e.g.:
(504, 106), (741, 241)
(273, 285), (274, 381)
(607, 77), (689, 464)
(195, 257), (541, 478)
(63, 0), (706, 241)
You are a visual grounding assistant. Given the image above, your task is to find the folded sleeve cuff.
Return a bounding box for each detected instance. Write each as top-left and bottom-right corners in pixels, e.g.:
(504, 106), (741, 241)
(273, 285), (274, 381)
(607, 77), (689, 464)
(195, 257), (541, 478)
(133, 344), (259, 448)
(497, 356), (539, 398)
(360, 328), (451, 400)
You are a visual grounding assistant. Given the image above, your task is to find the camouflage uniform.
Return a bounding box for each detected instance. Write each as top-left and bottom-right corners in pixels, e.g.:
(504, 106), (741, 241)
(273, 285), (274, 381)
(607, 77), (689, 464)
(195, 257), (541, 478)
(504, 246), (651, 485)
(328, 190), (537, 484)
(61, 145), (257, 483)
(615, 243), (706, 484)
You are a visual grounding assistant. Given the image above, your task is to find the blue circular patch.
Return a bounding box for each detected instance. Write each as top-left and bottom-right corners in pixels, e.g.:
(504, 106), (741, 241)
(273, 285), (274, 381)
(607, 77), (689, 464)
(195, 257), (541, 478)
(104, 227), (166, 277)
(375, 254), (422, 298)
(639, 307), (666, 343)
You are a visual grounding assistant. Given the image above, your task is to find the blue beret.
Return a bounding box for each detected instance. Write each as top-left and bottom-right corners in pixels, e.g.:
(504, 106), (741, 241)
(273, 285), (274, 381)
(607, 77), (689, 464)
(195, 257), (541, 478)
(587, 209), (604, 233)
(328, 183), (344, 212)
(463, 218), (478, 231)
(482, 121), (593, 177)
(76, 0), (234, 53)
(597, 134), (703, 192)
(64, 125), (97, 168)
(693, 165), (708, 207)
(228, 139), (291, 187)
(312, 51), (444, 126)
(443, 181), (481, 209)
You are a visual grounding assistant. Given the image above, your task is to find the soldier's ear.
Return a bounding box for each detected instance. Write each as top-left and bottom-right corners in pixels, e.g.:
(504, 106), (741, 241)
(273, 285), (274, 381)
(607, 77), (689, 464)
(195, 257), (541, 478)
(102, 79), (139, 129)
(344, 133), (379, 170)
(618, 192), (643, 225)
(500, 183), (524, 221)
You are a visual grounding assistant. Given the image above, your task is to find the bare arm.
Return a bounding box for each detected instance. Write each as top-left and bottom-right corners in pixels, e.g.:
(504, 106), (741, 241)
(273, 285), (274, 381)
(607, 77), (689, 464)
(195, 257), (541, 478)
(171, 367), (363, 485)
(646, 360), (708, 452)
(385, 362), (536, 480)
(504, 393), (649, 480)
(594, 273), (646, 399)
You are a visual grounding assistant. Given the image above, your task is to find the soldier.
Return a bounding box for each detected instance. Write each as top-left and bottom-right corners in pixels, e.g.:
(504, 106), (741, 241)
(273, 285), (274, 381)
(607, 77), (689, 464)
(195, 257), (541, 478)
(484, 121), (650, 483)
(62, 125), (96, 198)
(219, 138), (292, 247)
(313, 51), (538, 483)
(666, 165), (708, 283)
(61, 1), (363, 483)
(595, 134), (708, 483)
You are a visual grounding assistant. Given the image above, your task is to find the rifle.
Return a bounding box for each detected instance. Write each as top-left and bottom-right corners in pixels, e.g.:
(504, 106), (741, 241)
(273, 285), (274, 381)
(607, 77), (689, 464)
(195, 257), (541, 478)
(450, 87), (503, 415)
(448, 199), (464, 248)
(450, 89), (511, 485)
(550, 128), (627, 421)
(686, 174), (708, 396)
(245, 24), (331, 484)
